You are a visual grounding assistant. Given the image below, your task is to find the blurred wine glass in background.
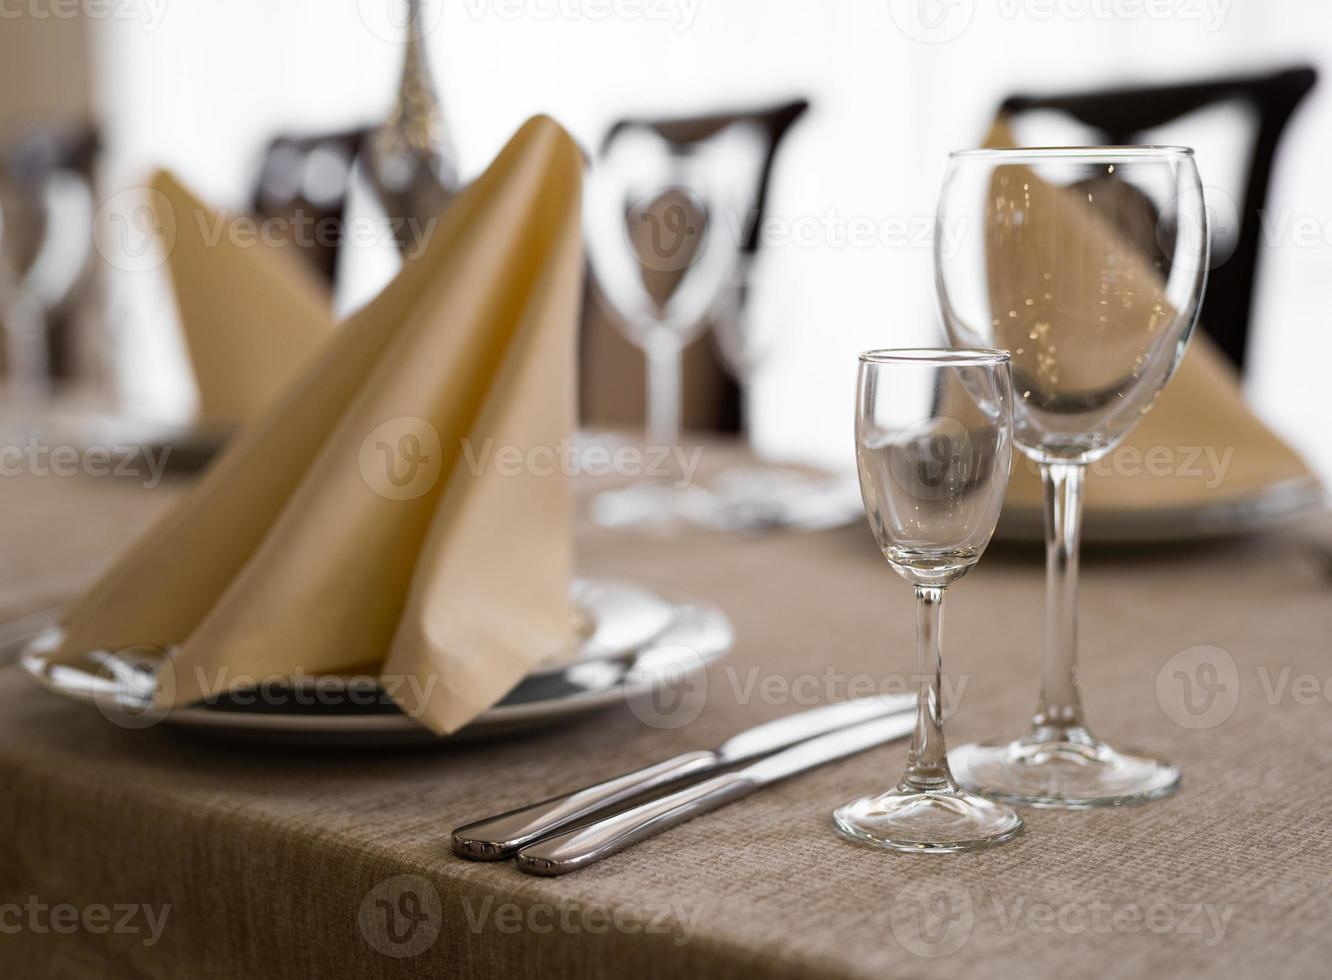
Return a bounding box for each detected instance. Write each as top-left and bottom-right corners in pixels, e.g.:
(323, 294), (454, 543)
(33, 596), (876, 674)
(585, 121), (764, 531)
(705, 250), (864, 533)
(0, 126), (101, 432)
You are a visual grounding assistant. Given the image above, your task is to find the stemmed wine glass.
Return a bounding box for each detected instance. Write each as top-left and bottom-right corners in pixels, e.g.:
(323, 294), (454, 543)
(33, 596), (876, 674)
(834, 348), (1023, 852)
(585, 123), (765, 531)
(936, 147), (1208, 807)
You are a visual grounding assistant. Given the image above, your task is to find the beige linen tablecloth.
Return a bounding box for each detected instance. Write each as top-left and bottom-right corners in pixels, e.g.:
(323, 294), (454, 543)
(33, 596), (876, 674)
(1, 451), (1330, 979)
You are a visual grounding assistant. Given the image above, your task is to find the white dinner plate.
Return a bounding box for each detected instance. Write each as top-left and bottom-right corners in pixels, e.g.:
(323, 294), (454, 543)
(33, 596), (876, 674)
(19, 578), (732, 746)
(994, 476), (1325, 545)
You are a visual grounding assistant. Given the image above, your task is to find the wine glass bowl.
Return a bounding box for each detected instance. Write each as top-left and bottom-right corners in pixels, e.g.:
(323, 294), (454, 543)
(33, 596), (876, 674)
(936, 146), (1208, 808)
(834, 348), (1023, 853)
(938, 147), (1207, 464)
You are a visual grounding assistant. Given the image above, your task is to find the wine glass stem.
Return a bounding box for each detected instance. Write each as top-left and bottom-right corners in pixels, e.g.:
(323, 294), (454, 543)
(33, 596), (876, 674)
(903, 585), (954, 792)
(1033, 461), (1091, 742)
(645, 333), (683, 476)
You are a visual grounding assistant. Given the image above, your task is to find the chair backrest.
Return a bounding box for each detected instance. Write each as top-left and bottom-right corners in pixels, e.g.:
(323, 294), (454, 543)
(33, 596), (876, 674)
(583, 99), (809, 433)
(0, 123), (101, 382)
(251, 127), (370, 284)
(1000, 66), (1316, 372)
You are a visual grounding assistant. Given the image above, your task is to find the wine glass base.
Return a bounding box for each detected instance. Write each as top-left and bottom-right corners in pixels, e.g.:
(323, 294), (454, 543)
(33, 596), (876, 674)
(833, 786), (1024, 853)
(950, 736), (1180, 809)
(700, 466), (863, 533)
(590, 470), (861, 534)
(588, 482), (715, 533)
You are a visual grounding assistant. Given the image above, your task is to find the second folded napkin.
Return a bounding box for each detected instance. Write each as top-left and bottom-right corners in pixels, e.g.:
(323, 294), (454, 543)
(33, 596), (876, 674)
(151, 171), (335, 428)
(52, 116), (584, 734)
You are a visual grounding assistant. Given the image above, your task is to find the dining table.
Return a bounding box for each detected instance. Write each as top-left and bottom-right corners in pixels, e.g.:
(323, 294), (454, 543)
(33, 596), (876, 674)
(1, 442), (1329, 979)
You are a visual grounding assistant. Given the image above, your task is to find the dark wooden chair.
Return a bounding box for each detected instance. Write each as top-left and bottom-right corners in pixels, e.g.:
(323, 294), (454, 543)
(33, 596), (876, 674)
(582, 99), (809, 433)
(251, 127), (371, 285)
(999, 66), (1316, 372)
(0, 123), (101, 382)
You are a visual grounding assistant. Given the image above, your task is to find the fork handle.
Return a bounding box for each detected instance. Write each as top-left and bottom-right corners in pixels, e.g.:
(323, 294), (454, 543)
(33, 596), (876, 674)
(451, 750), (718, 859)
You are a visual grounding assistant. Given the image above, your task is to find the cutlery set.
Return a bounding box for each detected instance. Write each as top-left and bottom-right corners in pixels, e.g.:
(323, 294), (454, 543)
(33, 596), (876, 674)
(452, 694), (916, 875)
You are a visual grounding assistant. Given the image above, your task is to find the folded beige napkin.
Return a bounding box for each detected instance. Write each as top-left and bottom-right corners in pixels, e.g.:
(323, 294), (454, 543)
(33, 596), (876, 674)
(982, 116), (1317, 513)
(52, 116), (584, 734)
(151, 172), (335, 428)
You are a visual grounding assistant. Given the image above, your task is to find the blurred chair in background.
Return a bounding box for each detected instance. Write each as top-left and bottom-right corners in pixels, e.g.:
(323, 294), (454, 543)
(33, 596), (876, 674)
(0, 123), (101, 404)
(581, 98), (808, 437)
(584, 98), (862, 533)
(252, 127), (369, 285)
(999, 65), (1316, 372)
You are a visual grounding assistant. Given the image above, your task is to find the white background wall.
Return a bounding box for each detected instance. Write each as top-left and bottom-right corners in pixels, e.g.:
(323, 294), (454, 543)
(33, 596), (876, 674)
(84, 0), (1332, 477)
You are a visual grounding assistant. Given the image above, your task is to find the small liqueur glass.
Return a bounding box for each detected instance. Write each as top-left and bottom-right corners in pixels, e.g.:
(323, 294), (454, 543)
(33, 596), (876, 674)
(834, 348), (1023, 852)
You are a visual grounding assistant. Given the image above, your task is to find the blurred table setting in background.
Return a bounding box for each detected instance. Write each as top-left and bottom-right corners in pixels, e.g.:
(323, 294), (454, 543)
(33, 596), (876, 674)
(2, 1), (1332, 978)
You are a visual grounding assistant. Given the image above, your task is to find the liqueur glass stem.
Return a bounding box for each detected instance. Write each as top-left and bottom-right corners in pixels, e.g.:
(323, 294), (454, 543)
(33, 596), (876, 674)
(905, 586), (952, 792)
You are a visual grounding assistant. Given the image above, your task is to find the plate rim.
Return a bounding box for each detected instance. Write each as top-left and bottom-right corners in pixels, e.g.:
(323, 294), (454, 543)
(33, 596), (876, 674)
(996, 476), (1325, 544)
(18, 584), (733, 740)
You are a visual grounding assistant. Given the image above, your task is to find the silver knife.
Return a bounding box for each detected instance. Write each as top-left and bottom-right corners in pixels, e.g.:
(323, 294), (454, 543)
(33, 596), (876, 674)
(451, 694), (913, 860)
(516, 711), (917, 876)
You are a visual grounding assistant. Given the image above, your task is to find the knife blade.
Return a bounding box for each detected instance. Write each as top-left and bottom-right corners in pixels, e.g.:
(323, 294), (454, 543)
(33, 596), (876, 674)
(515, 711), (917, 875)
(451, 694), (913, 860)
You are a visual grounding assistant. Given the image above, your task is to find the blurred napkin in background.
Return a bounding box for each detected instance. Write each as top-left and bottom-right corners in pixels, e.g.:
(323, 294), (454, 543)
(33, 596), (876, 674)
(150, 171), (335, 428)
(982, 116), (1318, 516)
(50, 116), (584, 734)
